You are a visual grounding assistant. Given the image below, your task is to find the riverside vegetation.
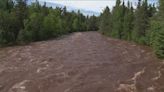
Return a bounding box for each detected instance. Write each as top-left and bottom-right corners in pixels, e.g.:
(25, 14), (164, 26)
(100, 0), (164, 59)
(0, 0), (99, 45)
(0, 0), (164, 59)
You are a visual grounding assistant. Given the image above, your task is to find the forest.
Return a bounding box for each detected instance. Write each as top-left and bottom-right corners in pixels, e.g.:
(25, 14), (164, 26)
(0, 0), (164, 59)
(0, 0), (99, 45)
(99, 0), (164, 58)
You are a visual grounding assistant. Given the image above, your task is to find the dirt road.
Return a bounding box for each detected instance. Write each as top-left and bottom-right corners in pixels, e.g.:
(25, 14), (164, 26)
(0, 32), (164, 92)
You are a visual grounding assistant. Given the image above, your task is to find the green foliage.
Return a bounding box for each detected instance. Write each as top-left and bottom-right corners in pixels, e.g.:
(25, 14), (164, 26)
(18, 13), (44, 42)
(159, 0), (164, 17)
(87, 15), (99, 31)
(72, 18), (80, 32)
(132, 0), (150, 44)
(148, 4), (156, 17)
(0, 0), (99, 45)
(1, 0), (163, 59)
(153, 28), (164, 58)
(150, 0), (164, 58)
(99, 0), (156, 45)
(122, 1), (134, 40)
(42, 13), (58, 38)
(111, 0), (124, 38)
(0, 0), (14, 11)
(0, 11), (17, 45)
(99, 6), (112, 36)
(100, 0), (134, 40)
(99, 0), (164, 59)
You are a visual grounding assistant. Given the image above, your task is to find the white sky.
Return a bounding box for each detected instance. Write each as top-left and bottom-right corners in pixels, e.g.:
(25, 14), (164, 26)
(38, 0), (158, 12)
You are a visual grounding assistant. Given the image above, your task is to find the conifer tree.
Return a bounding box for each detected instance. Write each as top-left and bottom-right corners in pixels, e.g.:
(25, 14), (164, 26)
(122, 1), (134, 40)
(112, 0), (124, 39)
(148, 4), (156, 17)
(132, 0), (149, 44)
(99, 6), (112, 36)
(14, 0), (28, 40)
(152, 0), (164, 58)
(87, 15), (98, 31)
(0, 0), (91, 45)
(0, 0), (17, 45)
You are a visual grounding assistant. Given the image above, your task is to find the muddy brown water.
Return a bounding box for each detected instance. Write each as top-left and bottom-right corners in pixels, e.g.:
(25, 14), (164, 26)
(0, 32), (164, 92)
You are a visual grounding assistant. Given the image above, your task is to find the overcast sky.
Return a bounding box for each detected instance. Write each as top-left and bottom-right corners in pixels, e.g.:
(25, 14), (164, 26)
(38, 0), (158, 12)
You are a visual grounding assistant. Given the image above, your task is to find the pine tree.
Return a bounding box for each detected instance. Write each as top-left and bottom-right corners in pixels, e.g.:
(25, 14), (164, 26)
(0, 0), (91, 45)
(99, 6), (112, 36)
(42, 2), (49, 16)
(148, 4), (156, 17)
(153, 29), (164, 58)
(87, 15), (98, 31)
(152, 0), (164, 58)
(15, 0), (28, 26)
(159, 0), (164, 17)
(73, 17), (80, 32)
(132, 0), (149, 44)
(14, 0), (28, 40)
(0, 11), (16, 45)
(0, 0), (17, 45)
(122, 1), (134, 40)
(112, 0), (124, 39)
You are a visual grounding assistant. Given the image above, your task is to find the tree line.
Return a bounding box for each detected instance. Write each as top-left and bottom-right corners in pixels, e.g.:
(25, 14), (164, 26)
(0, 0), (99, 45)
(0, 0), (164, 59)
(99, 0), (164, 59)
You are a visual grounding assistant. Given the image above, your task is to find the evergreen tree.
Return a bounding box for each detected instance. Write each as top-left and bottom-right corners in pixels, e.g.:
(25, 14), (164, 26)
(148, 4), (156, 17)
(73, 17), (80, 32)
(99, 6), (112, 36)
(72, 10), (86, 32)
(14, 0), (28, 40)
(0, 0), (91, 45)
(112, 0), (124, 39)
(132, 0), (149, 44)
(42, 2), (49, 16)
(0, 11), (17, 45)
(122, 1), (134, 40)
(159, 0), (164, 17)
(0, 0), (17, 45)
(151, 0), (164, 58)
(87, 15), (99, 31)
